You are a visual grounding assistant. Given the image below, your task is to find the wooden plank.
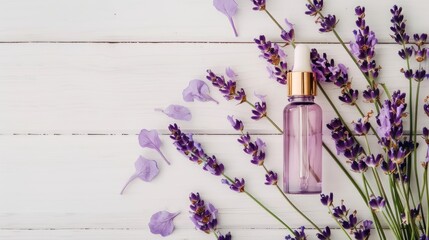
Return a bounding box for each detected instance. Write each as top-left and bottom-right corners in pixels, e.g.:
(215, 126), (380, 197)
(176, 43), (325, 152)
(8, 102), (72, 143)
(0, 229), (394, 240)
(0, 43), (427, 134)
(0, 0), (426, 42)
(0, 135), (427, 230)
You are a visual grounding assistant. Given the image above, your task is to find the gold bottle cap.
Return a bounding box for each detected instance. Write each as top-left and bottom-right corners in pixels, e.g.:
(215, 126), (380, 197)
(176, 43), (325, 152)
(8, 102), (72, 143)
(287, 72), (317, 96)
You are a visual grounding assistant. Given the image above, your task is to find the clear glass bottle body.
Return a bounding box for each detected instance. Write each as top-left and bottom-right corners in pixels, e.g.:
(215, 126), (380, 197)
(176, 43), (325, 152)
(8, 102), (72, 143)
(283, 96), (322, 194)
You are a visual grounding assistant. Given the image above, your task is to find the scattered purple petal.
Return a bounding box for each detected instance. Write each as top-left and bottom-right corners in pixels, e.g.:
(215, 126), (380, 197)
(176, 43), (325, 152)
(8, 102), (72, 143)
(225, 67), (238, 80)
(155, 104), (192, 121)
(254, 91), (267, 102)
(213, 0), (239, 37)
(183, 79), (218, 104)
(148, 211), (181, 237)
(120, 156), (159, 194)
(138, 129), (171, 165)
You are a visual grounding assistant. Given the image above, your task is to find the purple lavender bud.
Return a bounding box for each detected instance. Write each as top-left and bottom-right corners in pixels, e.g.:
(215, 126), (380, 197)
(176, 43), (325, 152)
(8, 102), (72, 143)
(369, 195), (386, 212)
(251, 0), (266, 11)
(203, 156), (225, 176)
(353, 118), (371, 136)
(344, 145), (364, 160)
(284, 226), (306, 240)
(388, 146), (408, 164)
(415, 48), (427, 62)
(332, 204), (348, 219)
(326, 118), (343, 131)
(251, 101), (267, 120)
(414, 69), (427, 81)
(365, 154), (384, 168)
(218, 233), (232, 240)
(424, 102), (429, 117)
(398, 47), (413, 59)
(381, 160), (397, 174)
(355, 6), (365, 17)
(206, 70), (247, 104)
(390, 5), (410, 44)
(320, 192), (334, 206)
(420, 234), (429, 240)
(362, 86), (380, 103)
(305, 0), (323, 16)
(255, 35), (289, 85)
(341, 212), (358, 229)
(264, 171), (278, 185)
(319, 14), (338, 32)
(224, 178), (245, 192)
(403, 69), (413, 79)
(316, 226), (331, 240)
(339, 89), (359, 105)
(423, 127), (429, 140)
(189, 192), (218, 234)
(351, 160), (368, 173)
(234, 88), (247, 103)
(414, 33), (428, 46)
(354, 220), (372, 240)
(238, 132), (251, 145)
(280, 19), (295, 45)
(227, 115), (244, 131)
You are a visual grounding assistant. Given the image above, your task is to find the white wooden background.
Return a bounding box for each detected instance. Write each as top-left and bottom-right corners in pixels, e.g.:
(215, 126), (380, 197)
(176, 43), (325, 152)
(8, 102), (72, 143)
(1, 0), (429, 239)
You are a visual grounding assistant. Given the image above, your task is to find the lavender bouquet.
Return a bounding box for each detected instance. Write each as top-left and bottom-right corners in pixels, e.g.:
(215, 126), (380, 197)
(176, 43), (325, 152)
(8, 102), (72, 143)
(129, 1), (429, 239)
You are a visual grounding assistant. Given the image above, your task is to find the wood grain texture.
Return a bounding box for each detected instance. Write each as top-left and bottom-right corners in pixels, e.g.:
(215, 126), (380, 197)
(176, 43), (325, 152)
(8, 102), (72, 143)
(2, 0), (429, 239)
(0, 0), (426, 42)
(0, 43), (428, 134)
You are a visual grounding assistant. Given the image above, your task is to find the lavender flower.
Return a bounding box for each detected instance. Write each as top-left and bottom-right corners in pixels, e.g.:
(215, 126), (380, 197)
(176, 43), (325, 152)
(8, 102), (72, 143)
(228, 116), (267, 166)
(169, 123), (224, 176)
(251, 101), (267, 120)
(398, 47), (413, 59)
(320, 192), (333, 206)
(350, 6), (380, 80)
(251, 0), (265, 11)
(353, 220), (372, 240)
(351, 160), (368, 173)
(364, 154), (383, 168)
(310, 49), (349, 86)
(339, 89), (359, 105)
(227, 115), (244, 131)
(305, 0), (323, 16)
(414, 48), (427, 62)
(218, 233), (232, 240)
(369, 195), (386, 212)
(264, 171), (278, 185)
(284, 226), (306, 240)
(381, 160), (397, 174)
(281, 19), (295, 46)
(390, 5), (410, 44)
(353, 118), (371, 136)
(189, 192), (218, 233)
(318, 15), (338, 33)
(420, 234), (429, 240)
(376, 91), (407, 142)
(223, 178), (245, 192)
(327, 118), (365, 161)
(414, 69), (427, 82)
(316, 226), (331, 240)
(414, 33), (428, 47)
(362, 85), (380, 103)
(424, 97), (429, 117)
(206, 69), (246, 103)
(254, 35), (289, 84)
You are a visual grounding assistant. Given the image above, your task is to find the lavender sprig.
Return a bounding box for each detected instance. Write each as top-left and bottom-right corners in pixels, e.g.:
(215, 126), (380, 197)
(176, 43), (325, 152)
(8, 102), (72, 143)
(189, 192), (232, 239)
(168, 123), (294, 233)
(227, 116), (325, 236)
(206, 68), (283, 133)
(254, 35), (289, 85)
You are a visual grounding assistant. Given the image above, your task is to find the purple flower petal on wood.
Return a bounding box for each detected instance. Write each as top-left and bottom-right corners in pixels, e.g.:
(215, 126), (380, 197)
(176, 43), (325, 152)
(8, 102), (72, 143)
(148, 211), (180, 237)
(254, 91), (267, 102)
(183, 79), (218, 104)
(213, 0), (238, 37)
(120, 156), (159, 194)
(225, 67), (238, 80)
(155, 104), (192, 121)
(139, 129), (171, 165)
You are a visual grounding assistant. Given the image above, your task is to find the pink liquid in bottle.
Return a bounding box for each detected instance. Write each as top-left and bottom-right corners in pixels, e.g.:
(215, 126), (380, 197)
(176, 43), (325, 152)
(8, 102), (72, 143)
(283, 96), (322, 194)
